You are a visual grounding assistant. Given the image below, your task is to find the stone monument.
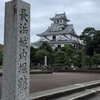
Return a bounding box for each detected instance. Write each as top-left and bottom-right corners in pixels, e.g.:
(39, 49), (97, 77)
(44, 56), (47, 67)
(2, 0), (30, 100)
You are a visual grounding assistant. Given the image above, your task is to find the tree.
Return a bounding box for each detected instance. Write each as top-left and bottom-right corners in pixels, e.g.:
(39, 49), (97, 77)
(73, 50), (82, 68)
(35, 49), (49, 66)
(39, 41), (53, 53)
(60, 44), (75, 67)
(80, 28), (100, 56)
(83, 56), (92, 68)
(91, 53), (100, 66)
(92, 30), (100, 54)
(80, 27), (96, 56)
(80, 27), (95, 45)
(30, 46), (38, 69)
(53, 51), (66, 69)
(38, 42), (54, 66)
(0, 51), (3, 66)
(60, 44), (74, 55)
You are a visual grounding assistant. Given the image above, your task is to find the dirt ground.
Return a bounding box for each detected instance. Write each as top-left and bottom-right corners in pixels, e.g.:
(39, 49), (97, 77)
(0, 72), (100, 98)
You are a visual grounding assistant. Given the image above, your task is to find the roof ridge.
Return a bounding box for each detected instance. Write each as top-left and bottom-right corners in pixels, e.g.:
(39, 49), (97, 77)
(55, 13), (65, 16)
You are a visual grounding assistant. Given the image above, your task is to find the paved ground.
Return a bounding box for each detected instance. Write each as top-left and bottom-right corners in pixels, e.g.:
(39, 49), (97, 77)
(0, 72), (100, 98)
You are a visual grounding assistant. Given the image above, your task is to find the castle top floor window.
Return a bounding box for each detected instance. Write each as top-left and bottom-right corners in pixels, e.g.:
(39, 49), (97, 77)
(52, 35), (56, 40)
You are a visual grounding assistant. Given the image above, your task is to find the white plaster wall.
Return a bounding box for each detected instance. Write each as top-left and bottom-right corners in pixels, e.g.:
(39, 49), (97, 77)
(72, 36), (77, 41)
(38, 37), (48, 42)
(46, 36), (52, 40)
(65, 34), (71, 39)
(56, 35), (62, 39)
(53, 44), (58, 47)
(61, 44), (64, 47)
(46, 35), (61, 40)
(58, 36), (67, 40)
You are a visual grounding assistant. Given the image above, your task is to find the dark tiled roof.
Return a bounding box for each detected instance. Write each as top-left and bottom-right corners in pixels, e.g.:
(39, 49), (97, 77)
(50, 13), (70, 21)
(37, 24), (79, 37)
(32, 39), (79, 45)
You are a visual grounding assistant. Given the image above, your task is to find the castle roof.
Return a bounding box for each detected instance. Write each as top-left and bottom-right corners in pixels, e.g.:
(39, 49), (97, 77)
(32, 39), (80, 45)
(50, 13), (70, 22)
(37, 24), (79, 37)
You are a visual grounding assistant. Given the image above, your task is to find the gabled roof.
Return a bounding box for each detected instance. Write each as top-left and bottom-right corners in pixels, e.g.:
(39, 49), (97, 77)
(50, 13), (70, 22)
(37, 24), (79, 37)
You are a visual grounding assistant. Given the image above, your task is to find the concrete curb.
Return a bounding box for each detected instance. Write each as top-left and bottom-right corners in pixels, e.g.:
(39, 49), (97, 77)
(0, 70), (52, 76)
(82, 80), (100, 88)
(68, 90), (96, 100)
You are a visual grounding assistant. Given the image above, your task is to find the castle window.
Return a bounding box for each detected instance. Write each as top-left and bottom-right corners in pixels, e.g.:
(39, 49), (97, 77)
(58, 45), (61, 49)
(60, 20), (63, 23)
(57, 20), (59, 23)
(54, 21), (56, 24)
(53, 35), (56, 40)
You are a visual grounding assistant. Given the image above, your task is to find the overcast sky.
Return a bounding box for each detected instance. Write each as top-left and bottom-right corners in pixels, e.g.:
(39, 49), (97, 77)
(0, 0), (100, 44)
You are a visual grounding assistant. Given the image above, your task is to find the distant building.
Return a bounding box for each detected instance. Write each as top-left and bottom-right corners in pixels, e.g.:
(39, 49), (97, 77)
(0, 44), (3, 52)
(31, 13), (82, 50)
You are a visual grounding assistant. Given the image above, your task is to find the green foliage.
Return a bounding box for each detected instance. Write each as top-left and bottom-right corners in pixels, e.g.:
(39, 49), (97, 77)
(93, 30), (100, 54)
(30, 46), (38, 69)
(83, 56), (92, 67)
(60, 44), (74, 56)
(30, 46), (38, 62)
(80, 27), (96, 56)
(60, 44), (75, 67)
(53, 51), (66, 69)
(80, 27), (100, 56)
(0, 66), (2, 69)
(39, 41), (53, 53)
(74, 50), (82, 68)
(30, 42), (54, 69)
(80, 27), (95, 45)
(64, 57), (72, 67)
(35, 49), (49, 65)
(38, 42), (54, 66)
(0, 51), (3, 66)
(91, 53), (100, 66)
(79, 27), (100, 68)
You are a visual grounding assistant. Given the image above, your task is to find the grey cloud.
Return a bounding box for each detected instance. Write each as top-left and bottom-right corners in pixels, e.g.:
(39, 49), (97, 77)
(0, 0), (100, 44)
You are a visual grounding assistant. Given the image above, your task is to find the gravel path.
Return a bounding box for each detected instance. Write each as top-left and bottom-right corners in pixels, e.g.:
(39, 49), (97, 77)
(0, 72), (100, 98)
(30, 72), (100, 93)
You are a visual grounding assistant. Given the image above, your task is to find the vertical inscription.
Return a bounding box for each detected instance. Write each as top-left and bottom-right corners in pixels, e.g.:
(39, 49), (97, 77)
(20, 9), (28, 22)
(18, 76), (28, 91)
(19, 36), (28, 48)
(20, 23), (28, 34)
(18, 63), (27, 74)
(19, 49), (27, 60)
(17, 7), (29, 100)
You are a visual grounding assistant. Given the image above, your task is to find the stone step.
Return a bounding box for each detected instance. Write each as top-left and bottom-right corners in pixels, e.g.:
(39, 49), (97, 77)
(53, 86), (100, 100)
(29, 80), (100, 100)
(52, 89), (96, 100)
(90, 86), (100, 93)
(81, 80), (100, 88)
(30, 84), (85, 100)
